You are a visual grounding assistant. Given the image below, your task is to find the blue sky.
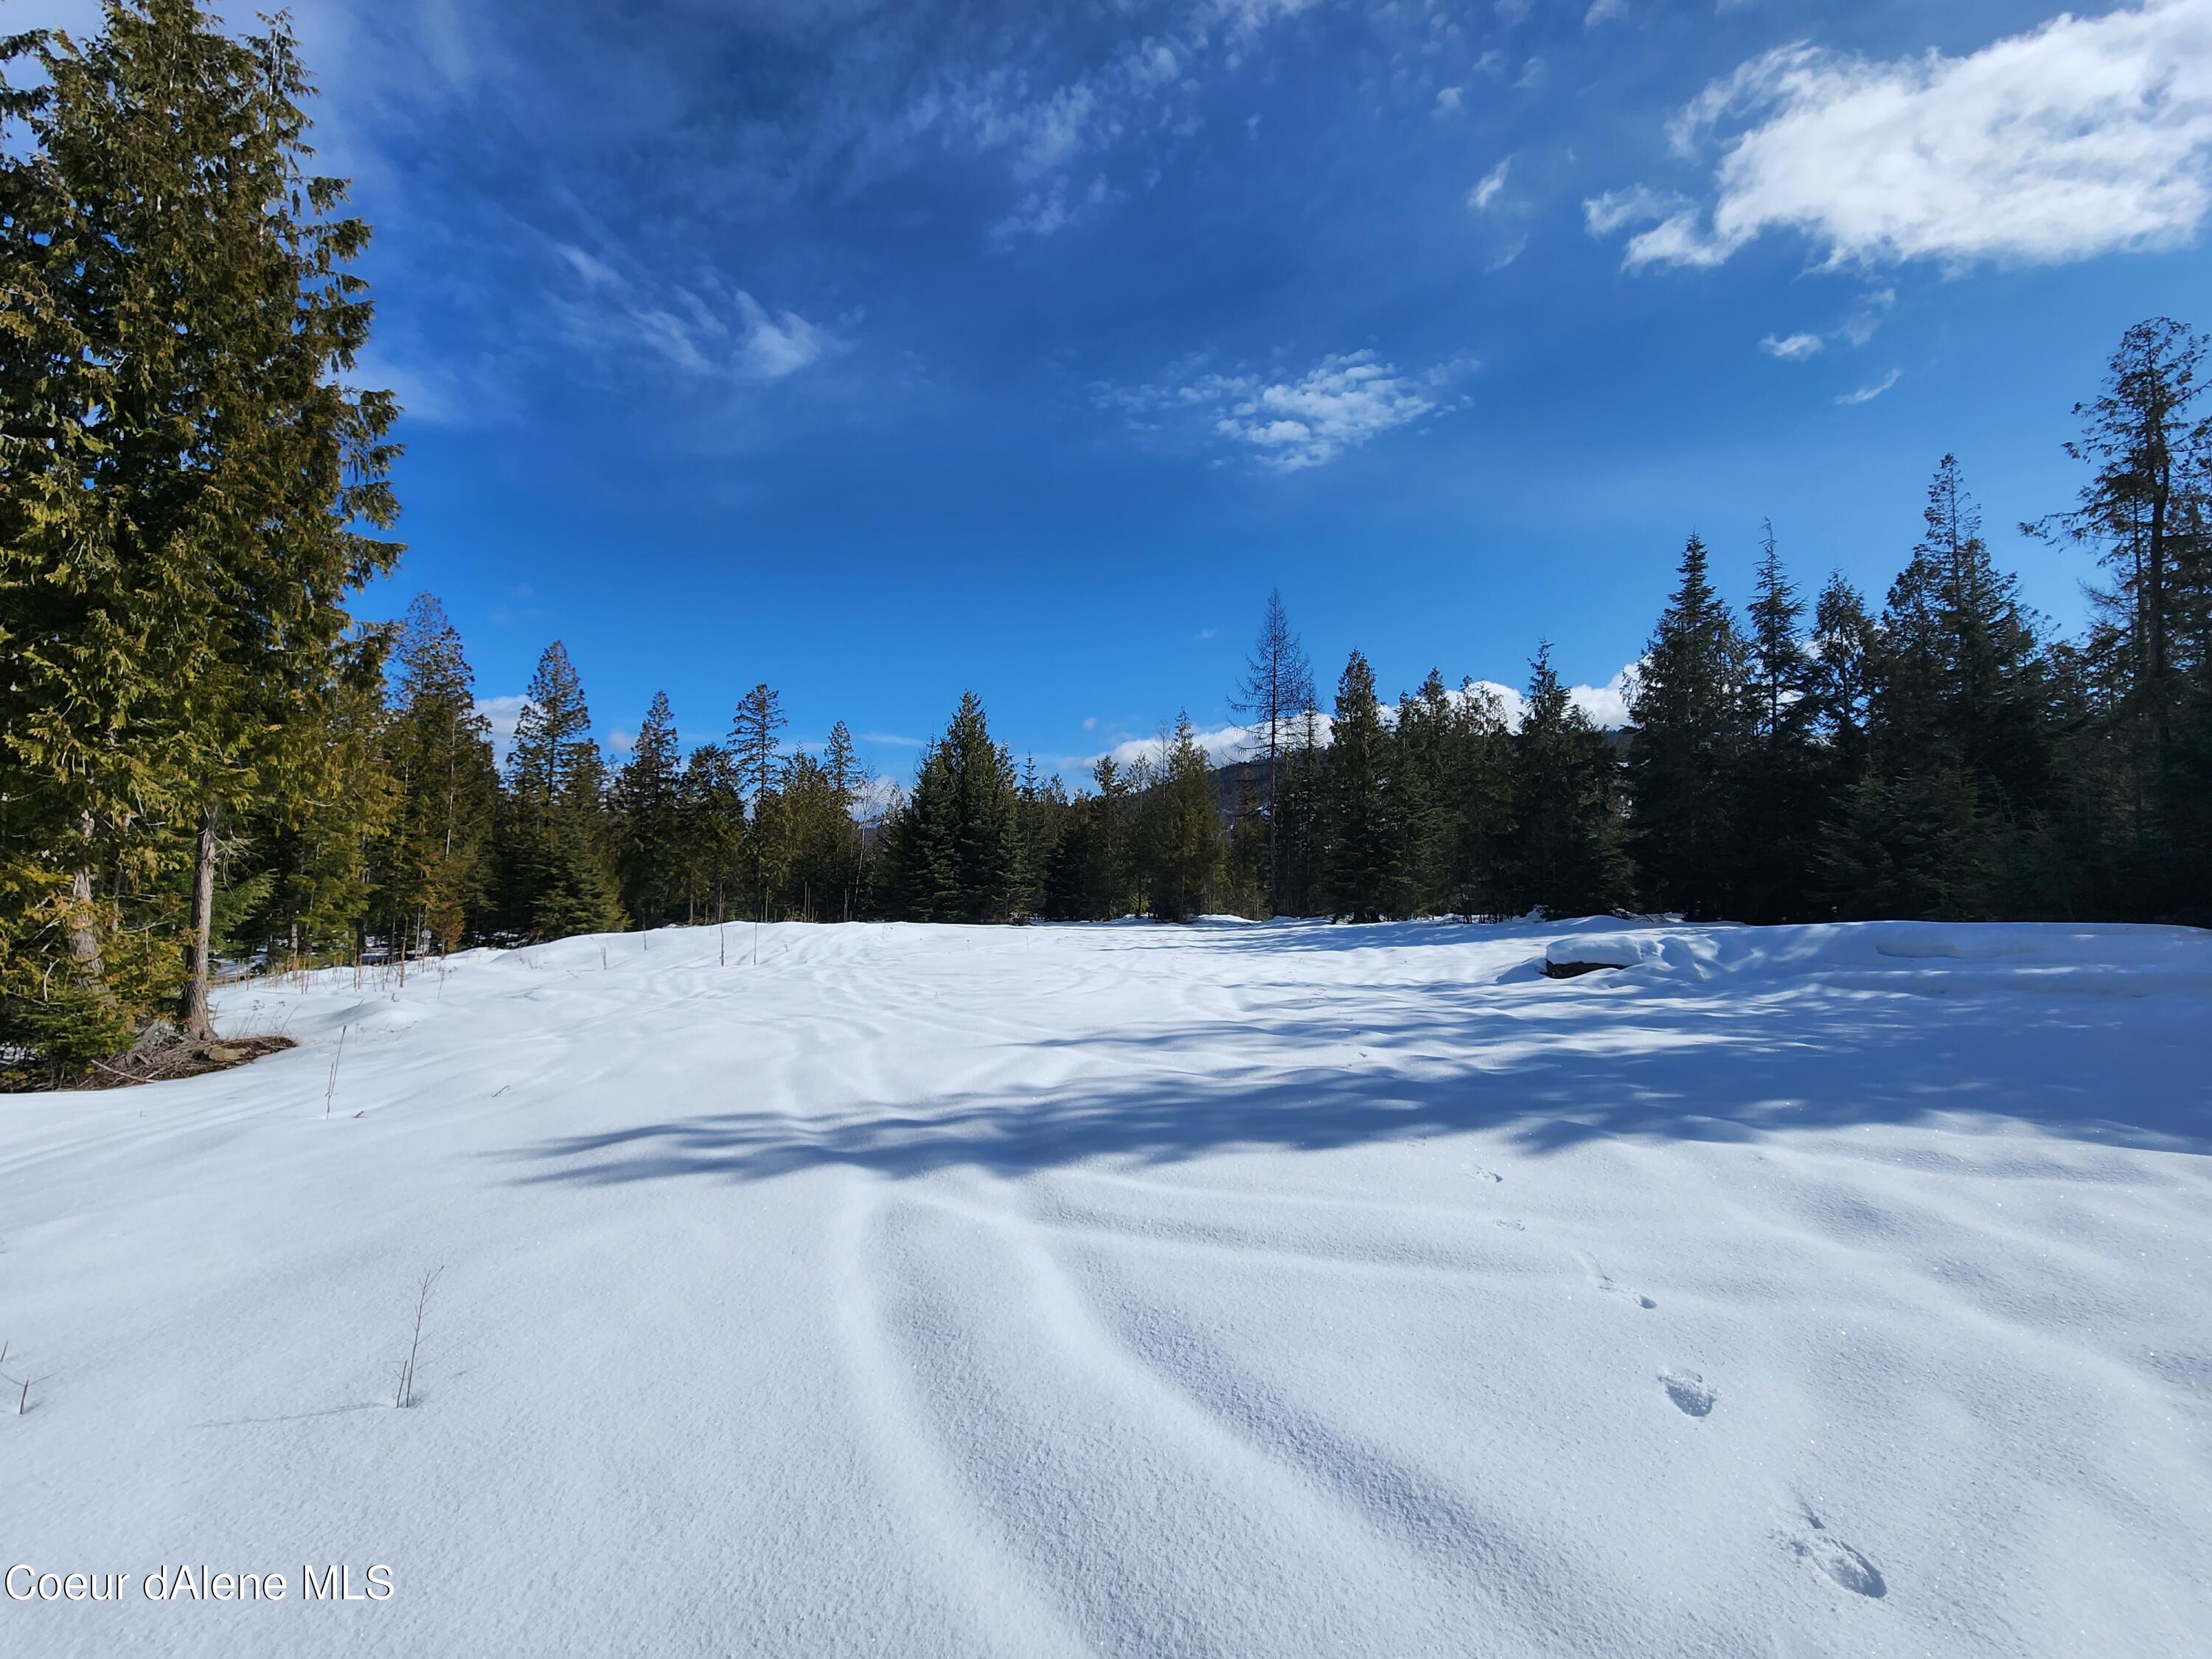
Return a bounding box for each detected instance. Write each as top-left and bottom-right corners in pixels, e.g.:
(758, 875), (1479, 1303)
(27, 0), (2212, 778)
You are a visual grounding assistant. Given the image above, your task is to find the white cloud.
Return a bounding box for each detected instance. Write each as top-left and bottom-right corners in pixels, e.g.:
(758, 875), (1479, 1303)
(1468, 157), (1512, 212)
(556, 243), (623, 290)
(1089, 662), (1638, 776)
(1585, 0), (1629, 28)
(1105, 349), (1467, 473)
(913, 0), (1323, 242)
(1596, 0), (2212, 271)
(990, 175), (1116, 246)
(735, 292), (835, 380)
(1478, 664), (1637, 732)
(1834, 368), (1902, 406)
(1838, 286), (1895, 346)
(1759, 331), (1823, 361)
(1100, 722), (1269, 769)
(1434, 86), (1465, 116)
(549, 242), (845, 385)
(1582, 184), (1690, 237)
(475, 695), (528, 765)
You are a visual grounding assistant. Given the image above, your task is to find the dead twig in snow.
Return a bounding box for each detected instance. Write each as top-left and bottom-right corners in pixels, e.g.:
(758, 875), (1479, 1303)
(393, 1265), (443, 1409)
(324, 1025), (348, 1117)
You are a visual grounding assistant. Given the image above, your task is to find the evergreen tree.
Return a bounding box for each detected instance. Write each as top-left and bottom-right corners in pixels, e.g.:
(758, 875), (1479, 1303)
(1806, 573), (1878, 785)
(377, 595), (498, 953)
(1844, 459), (2051, 916)
(1444, 681), (1518, 919)
(2037, 319), (2212, 905)
(1730, 526), (1822, 922)
(1510, 645), (1629, 917)
(504, 642), (621, 939)
(820, 721), (869, 922)
(679, 742), (745, 925)
(1273, 701), (1330, 916)
(771, 748), (847, 921)
(1013, 756), (1063, 922)
(240, 650), (397, 967)
(730, 682), (786, 920)
(1624, 535), (1745, 917)
(1392, 670), (1458, 917)
(612, 692), (684, 928)
(1144, 714), (1226, 922)
(1046, 758), (1137, 921)
(731, 684), (787, 812)
(1231, 590), (1315, 915)
(874, 692), (1020, 922)
(1, 3), (401, 1054)
(1325, 650), (1395, 921)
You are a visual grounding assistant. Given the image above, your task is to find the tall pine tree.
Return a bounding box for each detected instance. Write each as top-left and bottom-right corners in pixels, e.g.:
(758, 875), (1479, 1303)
(1, 3), (401, 1052)
(504, 643), (621, 940)
(1325, 650), (1395, 922)
(1625, 535), (1745, 918)
(372, 597), (497, 955)
(1511, 645), (1629, 917)
(612, 691), (684, 928)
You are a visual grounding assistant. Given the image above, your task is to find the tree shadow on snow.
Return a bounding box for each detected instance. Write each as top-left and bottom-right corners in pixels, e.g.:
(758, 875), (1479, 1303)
(497, 961), (2211, 1189)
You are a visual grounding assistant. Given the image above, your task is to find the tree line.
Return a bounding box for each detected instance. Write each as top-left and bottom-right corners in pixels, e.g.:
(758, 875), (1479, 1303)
(3, 5), (2208, 1085)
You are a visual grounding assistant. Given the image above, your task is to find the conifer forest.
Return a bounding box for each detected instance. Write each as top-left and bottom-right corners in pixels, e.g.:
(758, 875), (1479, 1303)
(4, 4), (2210, 1085)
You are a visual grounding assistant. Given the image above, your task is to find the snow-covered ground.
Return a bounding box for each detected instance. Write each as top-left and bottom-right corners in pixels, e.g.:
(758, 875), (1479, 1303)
(4, 917), (2209, 1657)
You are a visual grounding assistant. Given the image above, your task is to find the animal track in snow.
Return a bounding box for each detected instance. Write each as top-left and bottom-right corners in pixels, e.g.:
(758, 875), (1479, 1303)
(1782, 1510), (1887, 1598)
(1493, 1219), (1525, 1231)
(1659, 1371), (1714, 1416)
(1461, 1164), (1503, 1183)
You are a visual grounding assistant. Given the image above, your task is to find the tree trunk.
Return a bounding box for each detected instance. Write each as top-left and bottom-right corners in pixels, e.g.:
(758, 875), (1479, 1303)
(180, 801), (220, 1041)
(67, 810), (111, 992)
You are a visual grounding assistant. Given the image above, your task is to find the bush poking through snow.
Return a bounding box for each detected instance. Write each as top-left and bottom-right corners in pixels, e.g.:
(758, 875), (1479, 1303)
(393, 1267), (442, 1410)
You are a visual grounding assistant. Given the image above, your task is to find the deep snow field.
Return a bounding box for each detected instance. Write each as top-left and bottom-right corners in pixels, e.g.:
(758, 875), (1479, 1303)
(3, 917), (2209, 1658)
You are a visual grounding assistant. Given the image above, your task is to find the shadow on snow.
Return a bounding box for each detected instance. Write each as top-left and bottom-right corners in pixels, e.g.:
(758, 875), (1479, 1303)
(497, 957), (2210, 1188)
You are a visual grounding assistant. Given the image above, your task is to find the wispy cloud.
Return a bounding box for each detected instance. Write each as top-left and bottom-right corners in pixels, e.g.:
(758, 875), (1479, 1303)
(1834, 369), (1902, 406)
(1468, 158), (1513, 213)
(1592, 0), (2212, 271)
(550, 243), (846, 384)
(1759, 331), (1823, 361)
(1101, 349), (1470, 472)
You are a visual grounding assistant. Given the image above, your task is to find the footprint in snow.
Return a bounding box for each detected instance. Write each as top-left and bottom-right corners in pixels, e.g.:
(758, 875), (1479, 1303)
(1494, 1219), (1525, 1231)
(1659, 1371), (1714, 1417)
(1573, 1251), (1657, 1309)
(1782, 1511), (1886, 1599)
(1461, 1163), (1503, 1183)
